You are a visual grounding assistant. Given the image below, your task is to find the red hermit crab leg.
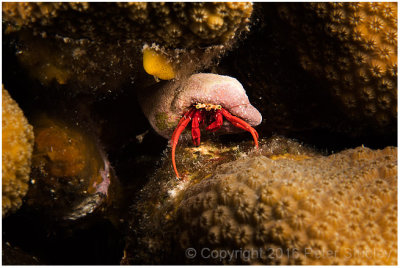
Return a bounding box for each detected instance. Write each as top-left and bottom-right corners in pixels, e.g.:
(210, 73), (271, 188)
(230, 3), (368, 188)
(220, 108), (259, 140)
(171, 108), (196, 178)
(191, 110), (203, 146)
(220, 108), (259, 148)
(172, 109), (193, 139)
(227, 118), (259, 140)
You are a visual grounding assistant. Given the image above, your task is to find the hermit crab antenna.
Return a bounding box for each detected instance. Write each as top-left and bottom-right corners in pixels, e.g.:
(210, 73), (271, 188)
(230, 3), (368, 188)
(171, 108), (196, 179)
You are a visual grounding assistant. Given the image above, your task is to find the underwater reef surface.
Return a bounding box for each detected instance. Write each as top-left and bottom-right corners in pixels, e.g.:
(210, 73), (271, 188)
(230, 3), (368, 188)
(2, 2), (397, 265)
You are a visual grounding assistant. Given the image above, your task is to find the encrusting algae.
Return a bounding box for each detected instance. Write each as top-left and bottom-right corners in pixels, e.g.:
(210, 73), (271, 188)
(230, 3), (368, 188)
(2, 86), (34, 217)
(124, 137), (397, 265)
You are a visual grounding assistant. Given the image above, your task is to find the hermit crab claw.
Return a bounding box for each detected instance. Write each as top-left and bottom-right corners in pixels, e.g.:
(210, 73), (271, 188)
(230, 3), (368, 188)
(138, 73), (262, 179)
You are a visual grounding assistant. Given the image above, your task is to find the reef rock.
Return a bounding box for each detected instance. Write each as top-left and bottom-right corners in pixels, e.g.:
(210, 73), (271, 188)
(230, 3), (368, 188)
(26, 114), (119, 221)
(2, 242), (41, 265)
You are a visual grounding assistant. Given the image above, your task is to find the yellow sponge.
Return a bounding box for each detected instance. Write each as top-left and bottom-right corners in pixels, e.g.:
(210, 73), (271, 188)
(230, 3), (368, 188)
(143, 47), (176, 80)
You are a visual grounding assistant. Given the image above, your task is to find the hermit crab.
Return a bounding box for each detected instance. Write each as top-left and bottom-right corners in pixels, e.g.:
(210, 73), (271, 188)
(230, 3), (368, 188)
(138, 73), (262, 178)
(171, 102), (259, 178)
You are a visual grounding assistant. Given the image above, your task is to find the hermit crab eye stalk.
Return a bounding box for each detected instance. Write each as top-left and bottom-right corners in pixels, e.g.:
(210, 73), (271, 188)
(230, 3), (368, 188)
(195, 103), (204, 109)
(194, 103), (222, 111)
(195, 103), (222, 111)
(171, 102), (259, 179)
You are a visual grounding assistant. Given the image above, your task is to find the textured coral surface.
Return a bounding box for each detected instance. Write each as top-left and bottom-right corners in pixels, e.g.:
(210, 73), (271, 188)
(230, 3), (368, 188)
(282, 2), (397, 126)
(3, 2), (253, 92)
(125, 138), (397, 265)
(219, 2), (397, 142)
(3, 2), (252, 48)
(2, 86), (34, 217)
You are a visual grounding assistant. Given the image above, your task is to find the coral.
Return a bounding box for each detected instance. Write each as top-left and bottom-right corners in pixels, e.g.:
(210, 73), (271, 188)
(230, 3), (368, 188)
(125, 137), (397, 265)
(27, 115), (116, 220)
(143, 46), (176, 80)
(286, 2), (397, 127)
(2, 2), (89, 32)
(217, 3), (397, 142)
(3, 2), (253, 48)
(138, 73), (262, 139)
(3, 3), (252, 92)
(2, 86), (34, 217)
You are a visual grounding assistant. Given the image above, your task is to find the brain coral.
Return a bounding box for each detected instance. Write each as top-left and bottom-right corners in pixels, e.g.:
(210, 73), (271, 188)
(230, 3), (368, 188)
(2, 86), (34, 217)
(125, 138), (397, 265)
